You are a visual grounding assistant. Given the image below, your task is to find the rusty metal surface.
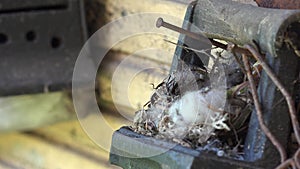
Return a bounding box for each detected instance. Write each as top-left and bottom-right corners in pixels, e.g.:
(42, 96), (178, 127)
(255, 0), (300, 9)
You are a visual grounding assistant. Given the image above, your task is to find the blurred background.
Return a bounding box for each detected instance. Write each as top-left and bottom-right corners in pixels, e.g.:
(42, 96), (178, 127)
(0, 0), (189, 168)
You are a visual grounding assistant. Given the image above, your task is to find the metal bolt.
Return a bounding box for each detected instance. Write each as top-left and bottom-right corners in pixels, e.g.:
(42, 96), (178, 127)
(156, 17), (228, 50)
(156, 18), (254, 52)
(156, 17), (203, 41)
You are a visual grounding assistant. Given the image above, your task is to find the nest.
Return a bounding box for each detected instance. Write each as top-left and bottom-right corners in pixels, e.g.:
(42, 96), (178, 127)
(132, 51), (252, 158)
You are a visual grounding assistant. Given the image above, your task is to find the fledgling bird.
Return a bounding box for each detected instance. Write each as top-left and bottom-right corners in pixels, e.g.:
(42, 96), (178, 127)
(133, 60), (231, 144)
(161, 88), (230, 143)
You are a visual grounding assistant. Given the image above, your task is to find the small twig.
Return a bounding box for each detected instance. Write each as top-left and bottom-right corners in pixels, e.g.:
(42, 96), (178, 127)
(245, 44), (300, 145)
(232, 51), (247, 75)
(295, 149), (300, 168)
(236, 124), (248, 134)
(272, 97), (285, 109)
(275, 148), (300, 169)
(242, 53), (287, 162)
(275, 159), (296, 169)
(252, 62), (262, 78)
(227, 43), (253, 60)
(228, 120), (239, 144)
(231, 81), (248, 97)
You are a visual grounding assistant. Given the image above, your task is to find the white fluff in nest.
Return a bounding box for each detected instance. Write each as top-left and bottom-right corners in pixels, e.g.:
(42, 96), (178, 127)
(159, 89), (230, 143)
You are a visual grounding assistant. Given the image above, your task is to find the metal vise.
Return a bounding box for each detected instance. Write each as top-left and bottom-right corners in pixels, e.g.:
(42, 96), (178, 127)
(110, 0), (300, 168)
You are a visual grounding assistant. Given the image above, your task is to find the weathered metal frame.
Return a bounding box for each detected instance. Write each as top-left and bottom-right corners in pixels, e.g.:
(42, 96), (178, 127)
(110, 1), (300, 168)
(110, 127), (260, 169)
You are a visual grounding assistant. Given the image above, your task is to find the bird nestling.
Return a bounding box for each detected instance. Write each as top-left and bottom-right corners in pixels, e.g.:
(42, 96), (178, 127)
(133, 59), (233, 146)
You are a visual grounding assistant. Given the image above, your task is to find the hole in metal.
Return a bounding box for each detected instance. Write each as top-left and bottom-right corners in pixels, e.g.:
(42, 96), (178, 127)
(0, 33), (8, 44)
(26, 31), (36, 42)
(51, 36), (62, 49)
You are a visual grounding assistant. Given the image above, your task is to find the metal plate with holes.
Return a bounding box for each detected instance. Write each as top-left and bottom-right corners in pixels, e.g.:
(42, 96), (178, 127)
(0, 0), (87, 96)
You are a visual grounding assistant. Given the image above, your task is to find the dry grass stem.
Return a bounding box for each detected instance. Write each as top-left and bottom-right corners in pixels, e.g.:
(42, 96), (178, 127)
(242, 53), (287, 162)
(245, 44), (300, 145)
